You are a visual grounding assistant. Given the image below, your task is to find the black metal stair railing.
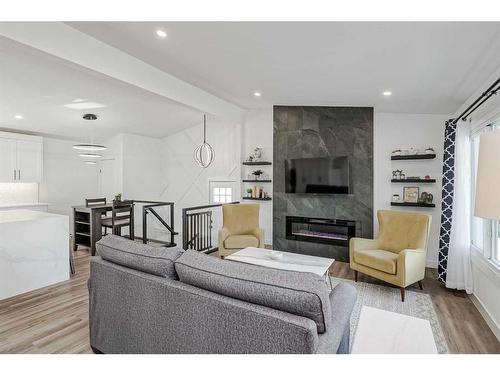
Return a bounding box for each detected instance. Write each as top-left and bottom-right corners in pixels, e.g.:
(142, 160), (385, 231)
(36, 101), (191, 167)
(132, 200), (178, 247)
(182, 202), (239, 253)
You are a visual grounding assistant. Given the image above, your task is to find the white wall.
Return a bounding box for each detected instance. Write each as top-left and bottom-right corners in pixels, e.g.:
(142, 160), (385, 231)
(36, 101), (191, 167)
(39, 137), (99, 215)
(160, 118), (242, 244)
(241, 109), (273, 244)
(374, 113), (448, 267)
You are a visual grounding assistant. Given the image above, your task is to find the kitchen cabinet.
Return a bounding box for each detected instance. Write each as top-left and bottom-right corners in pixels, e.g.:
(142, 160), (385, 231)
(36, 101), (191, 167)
(0, 132), (43, 183)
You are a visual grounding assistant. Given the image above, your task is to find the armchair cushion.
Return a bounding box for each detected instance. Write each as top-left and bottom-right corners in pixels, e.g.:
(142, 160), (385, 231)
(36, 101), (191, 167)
(353, 249), (398, 275)
(224, 234), (259, 249)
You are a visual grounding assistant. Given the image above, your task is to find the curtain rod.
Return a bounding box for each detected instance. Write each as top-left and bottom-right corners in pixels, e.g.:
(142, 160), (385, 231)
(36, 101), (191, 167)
(452, 77), (500, 124)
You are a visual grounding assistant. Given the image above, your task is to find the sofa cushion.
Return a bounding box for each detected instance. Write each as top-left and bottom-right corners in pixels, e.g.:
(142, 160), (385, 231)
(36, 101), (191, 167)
(224, 235), (259, 249)
(174, 250), (332, 333)
(96, 235), (184, 279)
(354, 249), (398, 274)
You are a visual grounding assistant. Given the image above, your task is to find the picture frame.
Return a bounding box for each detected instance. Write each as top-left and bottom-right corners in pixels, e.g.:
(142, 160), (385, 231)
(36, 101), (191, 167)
(403, 186), (419, 203)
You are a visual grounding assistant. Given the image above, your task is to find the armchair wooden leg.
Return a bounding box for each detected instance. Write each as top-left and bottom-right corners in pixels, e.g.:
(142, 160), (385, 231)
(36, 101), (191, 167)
(354, 270), (358, 282)
(400, 288), (405, 302)
(418, 281), (424, 290)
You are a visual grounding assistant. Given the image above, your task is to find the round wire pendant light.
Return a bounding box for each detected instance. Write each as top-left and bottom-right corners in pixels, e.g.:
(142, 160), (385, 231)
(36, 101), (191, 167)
(194, 114), (215, 168)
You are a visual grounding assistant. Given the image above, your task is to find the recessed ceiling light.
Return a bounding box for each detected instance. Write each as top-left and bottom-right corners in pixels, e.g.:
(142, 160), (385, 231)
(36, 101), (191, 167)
(14, 114), (23, 119)
(64, 102), (106, 110)
(254, 92), (262, 97)
(156, 29), (167, 38)
(72, 98), (85, 103)
(79, 153), (102, 158)
(382, 91), (392, 96)
(84, 161), (97, 165)
(73, 144), (107, 151)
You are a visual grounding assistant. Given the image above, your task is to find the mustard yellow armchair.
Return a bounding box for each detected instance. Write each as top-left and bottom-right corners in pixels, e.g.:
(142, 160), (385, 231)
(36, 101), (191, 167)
(350, 210), (431, 301)
(218, 204), (265, 258)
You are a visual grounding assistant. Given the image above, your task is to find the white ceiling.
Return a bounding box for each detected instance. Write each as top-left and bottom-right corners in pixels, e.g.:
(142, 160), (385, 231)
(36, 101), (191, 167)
(0, 36), (202, 141)
(69, 22), (500, 114)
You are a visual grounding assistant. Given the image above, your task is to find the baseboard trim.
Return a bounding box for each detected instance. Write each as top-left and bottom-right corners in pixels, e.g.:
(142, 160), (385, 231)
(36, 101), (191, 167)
(469, 293), (500, 341)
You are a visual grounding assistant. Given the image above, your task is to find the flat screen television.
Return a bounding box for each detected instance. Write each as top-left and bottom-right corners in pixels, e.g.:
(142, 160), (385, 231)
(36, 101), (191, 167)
(285, 157), (350, 194)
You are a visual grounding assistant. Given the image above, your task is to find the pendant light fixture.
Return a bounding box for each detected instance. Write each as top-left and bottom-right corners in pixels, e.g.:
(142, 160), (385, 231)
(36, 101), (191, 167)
(194, 114), (215, 168)
(73, 114), (107, 156)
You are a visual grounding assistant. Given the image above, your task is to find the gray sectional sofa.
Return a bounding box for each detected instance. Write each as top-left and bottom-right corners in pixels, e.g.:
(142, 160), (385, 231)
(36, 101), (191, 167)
(88, 235), (357, 354)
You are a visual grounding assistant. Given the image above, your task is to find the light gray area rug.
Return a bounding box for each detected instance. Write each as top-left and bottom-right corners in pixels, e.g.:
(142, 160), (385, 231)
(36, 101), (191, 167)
(331, 277), (449, 354)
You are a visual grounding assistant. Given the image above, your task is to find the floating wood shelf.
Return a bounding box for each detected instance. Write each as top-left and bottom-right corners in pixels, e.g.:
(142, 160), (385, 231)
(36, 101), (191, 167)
(391, 178), (436, 183)
(391, 202), (435, 208)
(242, 161), (272, 165)
(242, 179), (272, 183)
(391, 154), (436, 160)
(242, 197), (272, 201)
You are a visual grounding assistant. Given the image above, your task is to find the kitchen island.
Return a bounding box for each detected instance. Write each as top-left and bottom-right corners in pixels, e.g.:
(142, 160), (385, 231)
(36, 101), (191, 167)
(0, 209), (69, 300)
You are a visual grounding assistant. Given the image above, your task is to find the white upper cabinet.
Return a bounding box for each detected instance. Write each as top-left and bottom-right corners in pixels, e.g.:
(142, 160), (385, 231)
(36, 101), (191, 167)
(0, 138), (17, 182)
(0, 132), (43, 183)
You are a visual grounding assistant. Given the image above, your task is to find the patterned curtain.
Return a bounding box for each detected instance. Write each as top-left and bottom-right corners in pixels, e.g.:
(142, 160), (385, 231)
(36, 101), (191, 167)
(438, 119), (457, 283)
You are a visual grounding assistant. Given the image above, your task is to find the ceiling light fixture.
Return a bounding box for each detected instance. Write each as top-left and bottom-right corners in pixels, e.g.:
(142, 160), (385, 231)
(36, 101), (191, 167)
(156, 29), (167, 38)
(14, 114), (23, 119)
(73, 114), (107, 155)
(84, 161), (97, 165)
(73, 144), (107, 151)
(79, 153), (102, 158)
(382, 91), (392, 96)
(194, 114), (215, 168)
(254, 92), (262, 97)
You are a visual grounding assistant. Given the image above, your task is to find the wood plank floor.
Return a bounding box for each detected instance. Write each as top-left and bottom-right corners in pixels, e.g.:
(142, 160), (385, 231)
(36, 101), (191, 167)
(0, 249), (498, 354)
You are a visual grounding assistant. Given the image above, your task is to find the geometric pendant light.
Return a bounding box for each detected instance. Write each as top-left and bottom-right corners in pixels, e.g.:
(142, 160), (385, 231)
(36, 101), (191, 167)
(194, 114), (215, 168)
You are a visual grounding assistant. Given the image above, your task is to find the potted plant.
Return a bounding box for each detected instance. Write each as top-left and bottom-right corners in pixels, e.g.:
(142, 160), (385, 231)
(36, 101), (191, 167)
(252, 169), (264, 180)
(246, 188), (253, 198)
(114, 193), (122, 203)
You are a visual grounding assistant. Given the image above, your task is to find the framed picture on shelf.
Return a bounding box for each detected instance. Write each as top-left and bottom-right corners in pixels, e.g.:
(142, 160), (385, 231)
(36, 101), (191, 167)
(403, 187), (419, 203)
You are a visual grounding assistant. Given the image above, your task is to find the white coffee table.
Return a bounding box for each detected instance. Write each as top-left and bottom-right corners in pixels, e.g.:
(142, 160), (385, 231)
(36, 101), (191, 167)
(225, 247), (335, 288)
(351, 306), (438, 354)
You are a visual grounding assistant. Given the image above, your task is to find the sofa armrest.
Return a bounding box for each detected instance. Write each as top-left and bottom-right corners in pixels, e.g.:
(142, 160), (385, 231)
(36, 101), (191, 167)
(250, 227), (265, 248)
(397, 248), (426, 286)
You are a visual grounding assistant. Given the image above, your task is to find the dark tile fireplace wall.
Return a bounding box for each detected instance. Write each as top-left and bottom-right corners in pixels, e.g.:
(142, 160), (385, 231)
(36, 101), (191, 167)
(273, 106), (374, 262)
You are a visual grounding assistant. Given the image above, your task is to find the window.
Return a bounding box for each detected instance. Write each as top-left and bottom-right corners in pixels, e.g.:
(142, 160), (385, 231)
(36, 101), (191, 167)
(209, 180), (237, 204)
(213, 187), (233, 203)
(471, 120), (500, 266)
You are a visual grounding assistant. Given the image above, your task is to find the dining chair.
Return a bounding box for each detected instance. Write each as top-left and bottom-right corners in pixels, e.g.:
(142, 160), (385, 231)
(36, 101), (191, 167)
(101, 200), (135, 240)
(85, 197), (109, 235)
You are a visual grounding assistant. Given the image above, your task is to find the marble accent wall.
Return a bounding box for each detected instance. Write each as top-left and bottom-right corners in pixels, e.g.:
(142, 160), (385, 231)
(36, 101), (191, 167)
(273, 106), (373, 262)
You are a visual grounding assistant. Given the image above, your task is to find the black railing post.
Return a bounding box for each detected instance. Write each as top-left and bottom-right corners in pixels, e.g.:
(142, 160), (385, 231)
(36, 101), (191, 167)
(142, 208), (148, 244)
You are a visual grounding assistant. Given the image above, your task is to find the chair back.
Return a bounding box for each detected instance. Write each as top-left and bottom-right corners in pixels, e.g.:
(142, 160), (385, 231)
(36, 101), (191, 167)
(222, 203), (260, 235)
(86, 197), (107, 207)
(377, 210), (431, 253)
(112, 200), (133, 223)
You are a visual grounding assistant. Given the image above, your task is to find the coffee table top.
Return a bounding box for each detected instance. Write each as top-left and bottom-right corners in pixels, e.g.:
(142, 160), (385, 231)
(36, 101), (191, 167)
(225, 247), (334, 276)
(351, 306), (438, 354)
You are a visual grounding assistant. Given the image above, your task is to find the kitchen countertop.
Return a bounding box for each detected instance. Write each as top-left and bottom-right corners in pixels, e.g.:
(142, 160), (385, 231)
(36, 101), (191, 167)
(0, 202), (48, 209)
(0, 209), (66, 224)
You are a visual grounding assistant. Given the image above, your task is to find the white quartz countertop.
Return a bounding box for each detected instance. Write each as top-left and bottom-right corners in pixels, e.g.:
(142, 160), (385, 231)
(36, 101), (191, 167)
(0, 209), (67, 224)
(0, 202), (48, 209)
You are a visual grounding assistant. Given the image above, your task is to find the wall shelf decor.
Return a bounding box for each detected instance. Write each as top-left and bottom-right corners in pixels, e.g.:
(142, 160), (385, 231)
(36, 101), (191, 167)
(391, 178), (436, 183)
(391, 202), (435, 208)
(391, 154), (436, 160)
(242, 179), (272, 183)
(242, 161), (272, 166)
(242, 197), (272, 201)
